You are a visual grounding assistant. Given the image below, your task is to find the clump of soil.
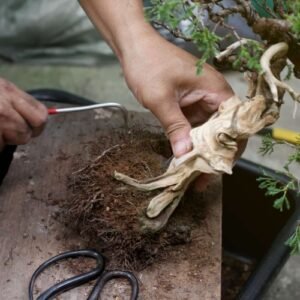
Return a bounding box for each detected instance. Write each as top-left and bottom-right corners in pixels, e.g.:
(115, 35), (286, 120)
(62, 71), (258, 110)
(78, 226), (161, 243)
(62, 129), (206, 271)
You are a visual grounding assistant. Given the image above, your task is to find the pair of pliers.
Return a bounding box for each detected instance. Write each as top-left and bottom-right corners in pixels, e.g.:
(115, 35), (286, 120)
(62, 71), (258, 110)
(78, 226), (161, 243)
(29, 249), (139, 300)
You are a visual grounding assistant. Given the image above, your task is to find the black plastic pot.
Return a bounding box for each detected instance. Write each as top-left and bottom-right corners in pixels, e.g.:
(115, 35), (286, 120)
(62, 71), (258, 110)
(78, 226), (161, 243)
(223, 159), (300, 300)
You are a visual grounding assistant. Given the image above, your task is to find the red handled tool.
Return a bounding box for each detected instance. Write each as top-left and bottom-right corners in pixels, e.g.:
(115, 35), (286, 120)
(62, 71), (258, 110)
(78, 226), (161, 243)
(47, 103), (128, 127)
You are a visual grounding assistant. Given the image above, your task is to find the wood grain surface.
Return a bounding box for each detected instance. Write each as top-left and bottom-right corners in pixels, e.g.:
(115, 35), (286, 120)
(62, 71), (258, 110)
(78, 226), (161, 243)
(0, 107), (222, 300)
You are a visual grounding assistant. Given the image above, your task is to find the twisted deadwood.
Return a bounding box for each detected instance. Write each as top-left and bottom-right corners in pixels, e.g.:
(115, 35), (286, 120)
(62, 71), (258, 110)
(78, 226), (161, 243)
(114, 42), (298, 231)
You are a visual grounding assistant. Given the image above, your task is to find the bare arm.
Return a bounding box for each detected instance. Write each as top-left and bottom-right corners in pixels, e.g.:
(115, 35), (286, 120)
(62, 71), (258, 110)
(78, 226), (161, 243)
(80, 0), (233, 158)
(80, 0), (150, 63)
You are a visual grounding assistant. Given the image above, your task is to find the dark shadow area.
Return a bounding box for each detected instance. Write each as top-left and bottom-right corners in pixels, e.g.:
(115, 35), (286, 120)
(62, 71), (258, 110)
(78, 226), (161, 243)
(222, 159), (300, 300)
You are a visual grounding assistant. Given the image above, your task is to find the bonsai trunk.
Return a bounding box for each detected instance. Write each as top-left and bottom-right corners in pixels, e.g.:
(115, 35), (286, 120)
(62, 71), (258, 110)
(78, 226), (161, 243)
(115, 42), (298, 231)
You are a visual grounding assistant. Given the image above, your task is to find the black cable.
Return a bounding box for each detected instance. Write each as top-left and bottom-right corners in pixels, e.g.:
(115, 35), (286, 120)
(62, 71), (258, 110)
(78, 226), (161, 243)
(29, 249), (104, 300)
(88, 270), (139, 300)
(27, 88), (129, 128)
(28, 89), (97, 105)
(29, 249), (139, 300)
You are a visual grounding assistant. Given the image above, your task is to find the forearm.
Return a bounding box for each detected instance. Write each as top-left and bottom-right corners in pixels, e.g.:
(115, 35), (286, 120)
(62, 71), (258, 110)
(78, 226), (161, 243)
(79, 0), (156, 63)
(80, 0), (233, 159)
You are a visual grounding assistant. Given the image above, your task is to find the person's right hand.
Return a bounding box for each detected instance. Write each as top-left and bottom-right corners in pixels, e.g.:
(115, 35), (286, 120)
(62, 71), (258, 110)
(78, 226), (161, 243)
(121, 33), (234, 157)
(0, 78), (48, 150)
(80, 0), (233, 157)
(80, 0), (245, 192)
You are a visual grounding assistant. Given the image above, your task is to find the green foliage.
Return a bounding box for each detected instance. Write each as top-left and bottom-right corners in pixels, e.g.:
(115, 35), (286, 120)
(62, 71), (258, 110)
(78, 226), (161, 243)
(259, 133), (300, 171)
(286, 1), (300, 39)
(148, 0), (221, 73)
(257, 173), (296, 211)
(251, 0), (275, 18)
(147, 0), (300, 72)
(191, 28), (221, 74)
(233, 41), (263, 72)
(284, 149), (300, 172)
(285, 224), (300, 255)
(259, 133), (284, 156)
(147, 0), (265, 73)
(147, 0), (191, 30)
(257, 168), (299, 254)
(258, 133), (300, 253)
(148, 0), (300, 255)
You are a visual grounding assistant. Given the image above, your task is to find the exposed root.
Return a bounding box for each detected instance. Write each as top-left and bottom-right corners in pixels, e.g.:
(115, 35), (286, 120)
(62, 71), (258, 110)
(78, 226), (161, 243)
(73, 144), (123, 175)
(60, 131), (200, 270)
(259, 42), (300, 103)
(115, 43), (296, 228)
(62, 129), (207, 270)
(115, 95), (279, 222)
(113, 168), (182, 191)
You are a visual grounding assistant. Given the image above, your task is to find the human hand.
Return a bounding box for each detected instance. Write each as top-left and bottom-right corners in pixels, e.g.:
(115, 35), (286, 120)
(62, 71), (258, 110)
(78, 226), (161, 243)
(0, 78), (48, 150)
(79, 0), (233, 157)
(122, 33), (234, 157)
(80, 0), (243, 192)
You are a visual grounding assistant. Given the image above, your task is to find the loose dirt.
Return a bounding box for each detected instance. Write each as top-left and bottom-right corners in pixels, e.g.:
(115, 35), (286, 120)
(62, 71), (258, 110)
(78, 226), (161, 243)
(60, 129), (208, 271)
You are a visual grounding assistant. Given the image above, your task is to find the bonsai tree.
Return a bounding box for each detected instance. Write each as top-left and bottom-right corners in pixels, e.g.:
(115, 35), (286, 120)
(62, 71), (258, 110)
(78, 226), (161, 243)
(114, 0), (300, 253)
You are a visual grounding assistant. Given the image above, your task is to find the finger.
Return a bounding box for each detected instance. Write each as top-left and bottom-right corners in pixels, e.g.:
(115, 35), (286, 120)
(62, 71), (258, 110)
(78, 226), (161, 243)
(31, 120), (47, 138)
(181, 103), (212, 126)
(11, 93), (48, 137)
(151, 100), (192, 158)
(4, 129), (32, 145)
(2, 108), (33, 145)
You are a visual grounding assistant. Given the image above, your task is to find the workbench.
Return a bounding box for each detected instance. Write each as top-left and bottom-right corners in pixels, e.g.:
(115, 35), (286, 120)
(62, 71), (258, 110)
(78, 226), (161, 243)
(0, 108), (222, 299)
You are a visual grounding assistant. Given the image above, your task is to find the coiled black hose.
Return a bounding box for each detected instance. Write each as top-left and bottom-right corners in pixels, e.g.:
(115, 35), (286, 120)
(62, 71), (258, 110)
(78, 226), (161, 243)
(29, 249), (139, 300)
(28, 89), (128, 127)
(28, 89), (97, 105)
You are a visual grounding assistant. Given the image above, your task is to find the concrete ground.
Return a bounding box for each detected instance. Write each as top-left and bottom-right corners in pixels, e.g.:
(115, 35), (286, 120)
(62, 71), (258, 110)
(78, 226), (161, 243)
(0, 61), (299, 299)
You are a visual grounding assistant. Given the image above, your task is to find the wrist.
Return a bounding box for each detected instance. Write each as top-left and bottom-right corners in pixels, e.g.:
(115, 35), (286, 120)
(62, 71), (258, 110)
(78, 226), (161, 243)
(79, 0), (158, 64)
(115, 20), (159, 65)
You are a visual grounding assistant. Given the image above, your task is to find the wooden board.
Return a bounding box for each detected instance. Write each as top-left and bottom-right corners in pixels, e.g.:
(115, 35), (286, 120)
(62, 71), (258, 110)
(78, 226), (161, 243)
(0, 107), (222, 300)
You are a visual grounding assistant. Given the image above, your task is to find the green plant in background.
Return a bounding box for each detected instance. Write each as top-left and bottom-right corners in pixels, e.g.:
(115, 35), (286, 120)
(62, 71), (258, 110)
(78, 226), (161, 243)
(232, 40), (263, 72)
(258, 134), (300, 253)
(286, 0), (300, 39)
(147, 0), (300, 254)
(286, 223), (300, 254)
(147, 0), (221, 73)
(148, 0), (300, 73)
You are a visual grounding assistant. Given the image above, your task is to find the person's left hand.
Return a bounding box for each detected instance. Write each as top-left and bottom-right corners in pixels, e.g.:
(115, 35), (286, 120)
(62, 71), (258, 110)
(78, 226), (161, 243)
(0, 78), (48, 150)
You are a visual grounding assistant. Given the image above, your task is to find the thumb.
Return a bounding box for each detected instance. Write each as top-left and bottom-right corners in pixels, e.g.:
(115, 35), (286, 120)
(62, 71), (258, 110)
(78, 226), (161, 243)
(169, 124), (192, 158)
(152, 102), (192, 158)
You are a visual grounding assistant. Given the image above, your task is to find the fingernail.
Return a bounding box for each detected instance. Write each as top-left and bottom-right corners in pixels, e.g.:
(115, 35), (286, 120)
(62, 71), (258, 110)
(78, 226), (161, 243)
(173, 139), (192, 157)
